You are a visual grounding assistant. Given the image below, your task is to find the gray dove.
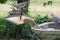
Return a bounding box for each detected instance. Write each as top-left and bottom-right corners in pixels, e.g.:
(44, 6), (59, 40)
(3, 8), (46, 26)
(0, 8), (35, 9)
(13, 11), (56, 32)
(14, 2), (28, 9)
(51, 13), (60, 23)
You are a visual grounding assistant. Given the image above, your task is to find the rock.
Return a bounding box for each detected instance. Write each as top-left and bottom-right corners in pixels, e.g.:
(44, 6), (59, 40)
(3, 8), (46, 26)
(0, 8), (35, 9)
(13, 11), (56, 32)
(38, 22), (60, 29)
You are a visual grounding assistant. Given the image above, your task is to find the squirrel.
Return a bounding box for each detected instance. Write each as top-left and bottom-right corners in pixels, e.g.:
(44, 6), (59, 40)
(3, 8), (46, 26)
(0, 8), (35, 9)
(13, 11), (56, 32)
(24, 19), (40, 29)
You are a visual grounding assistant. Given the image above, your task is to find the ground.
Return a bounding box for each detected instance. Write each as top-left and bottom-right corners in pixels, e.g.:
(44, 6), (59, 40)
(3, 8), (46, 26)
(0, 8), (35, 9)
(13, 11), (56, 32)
(0, 1), (60, 40)
(29, 5), (60, 17)
(29, 0), (60, 17)
(0, 0), (60, 18)
(0, 4), (12, 18)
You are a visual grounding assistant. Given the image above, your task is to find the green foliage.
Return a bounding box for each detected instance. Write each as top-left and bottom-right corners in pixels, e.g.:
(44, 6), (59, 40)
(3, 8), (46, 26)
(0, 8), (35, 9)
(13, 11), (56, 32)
(48, 1), (53, 5)
(19, 23), (41, 40)
(43, 3), (47, 6)
(23, 3), (29, 15)
(54, 37), (60, 40)
(0, 0), (7, 4)
(0, 25), (6, 31)
(18, 24), (32, 38)
(35, 15), (53, 24)
(0, 18), (41, 39)
(6, 1), (17, 5)
(9, 8), (16, 15)
(0, 18), (17, 38)
(9, 3), (29, 15)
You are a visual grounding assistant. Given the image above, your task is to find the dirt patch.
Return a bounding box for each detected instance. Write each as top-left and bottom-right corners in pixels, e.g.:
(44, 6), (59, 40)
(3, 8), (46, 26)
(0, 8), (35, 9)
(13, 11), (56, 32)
(29, 5), (60, 17)
(0, 4), (12, 14)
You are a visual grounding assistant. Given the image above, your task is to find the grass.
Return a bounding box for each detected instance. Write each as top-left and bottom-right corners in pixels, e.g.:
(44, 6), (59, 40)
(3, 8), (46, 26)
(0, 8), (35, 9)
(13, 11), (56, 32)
(29, 0), (60, 17)
(30, 0), (60, 6)
(0, 10), (17, 38)
(6, 1), (17, 6)
(28, 10), (51, 18)
(1, 0), (60, 18)
(0, 0), (60, 17)
(0, 13), (7, 18)
(0, 4), (12, 18)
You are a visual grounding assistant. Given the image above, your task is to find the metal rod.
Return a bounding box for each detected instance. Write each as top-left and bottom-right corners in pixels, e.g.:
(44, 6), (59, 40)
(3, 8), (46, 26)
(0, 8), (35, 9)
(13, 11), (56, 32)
(20, 8), (23, 20)
(16, 8), (23, 40)
(16, 26), (19, 40)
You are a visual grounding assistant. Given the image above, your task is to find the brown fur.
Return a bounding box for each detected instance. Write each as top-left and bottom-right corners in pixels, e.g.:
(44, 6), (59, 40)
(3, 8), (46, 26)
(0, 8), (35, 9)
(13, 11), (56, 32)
(24, 19), (40, 28)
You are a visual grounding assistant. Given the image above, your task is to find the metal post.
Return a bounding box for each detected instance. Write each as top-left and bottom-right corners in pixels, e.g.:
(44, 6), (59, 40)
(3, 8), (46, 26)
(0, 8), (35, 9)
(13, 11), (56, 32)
(16, 26), (19, 40)
(20, 8), (23, 20)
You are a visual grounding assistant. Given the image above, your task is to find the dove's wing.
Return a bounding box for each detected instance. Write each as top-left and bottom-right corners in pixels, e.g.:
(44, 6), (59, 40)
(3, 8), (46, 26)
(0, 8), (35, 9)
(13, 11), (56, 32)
(14, 2), (28, 8)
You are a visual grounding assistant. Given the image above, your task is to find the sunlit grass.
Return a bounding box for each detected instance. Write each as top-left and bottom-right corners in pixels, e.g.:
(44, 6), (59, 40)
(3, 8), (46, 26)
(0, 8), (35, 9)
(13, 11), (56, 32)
(28, 10), (51, 18)
(6, 1), (17, 6)
(0, 13), (7, 18)
(30, 0), (60, 6)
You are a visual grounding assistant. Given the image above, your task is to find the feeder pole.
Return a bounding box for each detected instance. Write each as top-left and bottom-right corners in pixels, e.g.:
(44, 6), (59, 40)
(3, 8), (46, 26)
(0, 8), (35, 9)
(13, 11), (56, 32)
(16, 0), (29, 40)
(20, 8), (23, 20)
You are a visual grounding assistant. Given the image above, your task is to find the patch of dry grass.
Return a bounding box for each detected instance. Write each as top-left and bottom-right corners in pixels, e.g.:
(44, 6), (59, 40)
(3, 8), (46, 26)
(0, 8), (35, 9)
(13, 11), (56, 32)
(0, 4), (12, 17)
(29, 0), (60, 17)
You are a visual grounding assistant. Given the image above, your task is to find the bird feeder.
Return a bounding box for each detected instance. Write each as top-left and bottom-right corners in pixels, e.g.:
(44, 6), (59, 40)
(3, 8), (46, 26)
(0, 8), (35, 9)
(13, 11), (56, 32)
(4, 2), (31, 40)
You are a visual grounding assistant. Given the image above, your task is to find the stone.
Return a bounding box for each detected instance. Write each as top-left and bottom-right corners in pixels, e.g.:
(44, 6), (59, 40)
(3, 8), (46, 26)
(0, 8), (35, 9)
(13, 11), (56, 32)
(4, 15), (35, 25)
(38, 22), (60, 29)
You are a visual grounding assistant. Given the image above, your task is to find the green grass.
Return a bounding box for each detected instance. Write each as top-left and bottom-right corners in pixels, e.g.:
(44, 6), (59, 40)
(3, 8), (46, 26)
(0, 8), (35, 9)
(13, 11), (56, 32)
(0, 13), (17, 38)
(0, 13), (36, 39)
(28, 11), (51, 18)
(6, 1), (17, 6)
(0, 13), (7, 18)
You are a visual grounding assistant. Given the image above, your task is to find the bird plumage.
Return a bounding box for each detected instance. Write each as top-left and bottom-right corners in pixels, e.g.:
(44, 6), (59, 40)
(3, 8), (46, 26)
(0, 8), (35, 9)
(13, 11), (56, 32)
(51, 13), (60, 23)
(14, 2), (28, 9)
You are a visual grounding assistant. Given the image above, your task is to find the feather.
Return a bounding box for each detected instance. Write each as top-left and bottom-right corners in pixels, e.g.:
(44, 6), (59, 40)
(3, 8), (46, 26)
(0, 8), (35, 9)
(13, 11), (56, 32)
(51, 13), (60, 23)
(14, 2), (28, 8)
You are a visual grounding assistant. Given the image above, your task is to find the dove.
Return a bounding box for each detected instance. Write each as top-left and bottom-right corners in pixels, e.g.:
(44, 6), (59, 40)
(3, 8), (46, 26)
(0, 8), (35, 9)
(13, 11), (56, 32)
(14, 2), (28, 9)
(51, 13), (60, 23)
